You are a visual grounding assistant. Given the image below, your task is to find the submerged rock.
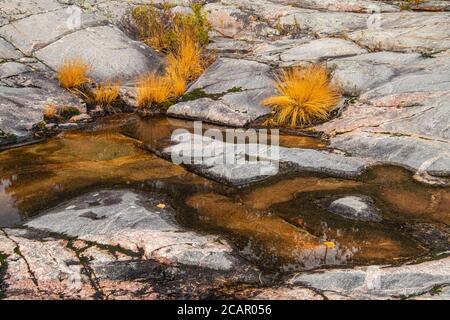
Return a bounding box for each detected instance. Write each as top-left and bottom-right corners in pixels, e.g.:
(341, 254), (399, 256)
(327, 195), (382, 222)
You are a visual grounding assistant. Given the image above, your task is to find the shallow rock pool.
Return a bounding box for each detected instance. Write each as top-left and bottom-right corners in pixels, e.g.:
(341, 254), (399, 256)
(0, 115), (448, 272)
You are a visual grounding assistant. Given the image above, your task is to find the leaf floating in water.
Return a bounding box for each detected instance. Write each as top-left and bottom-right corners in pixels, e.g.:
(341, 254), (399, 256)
(323, 241), (336, 249)
(157, 203), (166, 209)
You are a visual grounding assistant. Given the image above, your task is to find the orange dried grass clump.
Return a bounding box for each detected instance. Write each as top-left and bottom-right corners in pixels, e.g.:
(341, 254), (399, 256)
(262, 65), (340, 128)
(136, 73), (172, 107)
(165, 33), (204, 85)
(43, 103), (58, 121)
(57, 58), (90, 89)
(93, 82), (120, 106)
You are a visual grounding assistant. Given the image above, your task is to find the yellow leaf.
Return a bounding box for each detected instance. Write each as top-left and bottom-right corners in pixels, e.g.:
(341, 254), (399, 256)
(323, 241), (335, 249)
(157, 203), (166, 209)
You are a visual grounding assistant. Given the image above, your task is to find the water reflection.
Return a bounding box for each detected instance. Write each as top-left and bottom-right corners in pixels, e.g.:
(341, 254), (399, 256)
(0, 177), (20, 227)
(0, 114), (448, 271)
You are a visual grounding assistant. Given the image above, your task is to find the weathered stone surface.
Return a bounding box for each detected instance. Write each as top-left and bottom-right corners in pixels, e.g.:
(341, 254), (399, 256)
(360, 72), (450, 105)
(207, 37), (257, 55)
(275, 0), (399, 13)
(330, 130), (450, 178)
(280, 38), (367, 65)
(330, 51), (423, 95)
(0, 38), (21, 60)
(188, 58), (273, 94)
(406, 1), (450, 12)
(278, 10), (367, 36)
(163, 132), (368, 185)
(327, 195), (382, 222)
(168, 58), (275, 126)
(0, 0), (63, 26)
(290, 256), (450, 299)
(0, 73), (81, 138)
(251, 38), (313, 64)
(35, 25), (164, 82)
(167, 97), (265, 127)
(348, 11), (450, 53)
(0, 228), (92, 299)
(315, 71), (450, 180)
(0, 8), (103, 55)
(26, 190), (249, 272)
(204, 2), (278, 40)
(250, 287), (323, 300)
(0, 62), (31, 79)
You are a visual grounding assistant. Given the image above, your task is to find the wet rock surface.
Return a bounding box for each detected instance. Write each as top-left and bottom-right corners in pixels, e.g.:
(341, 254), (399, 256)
(0, 190), (260, 299)
(162, 132), (368, 186)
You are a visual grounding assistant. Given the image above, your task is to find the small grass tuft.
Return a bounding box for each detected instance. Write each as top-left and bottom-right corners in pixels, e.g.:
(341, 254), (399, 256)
(57, 58), (90, 89)
(93, 81), (121, 106)
(43, 103), (58, 121)
(262, 65), (340, 128)
(136, 73), (173, 108)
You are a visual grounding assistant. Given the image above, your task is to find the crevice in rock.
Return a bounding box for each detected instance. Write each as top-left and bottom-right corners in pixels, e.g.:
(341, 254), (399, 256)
(400, 283), (450, 300)
(66, 239), (105, 300)
(0, 249), (9, 299)
(0, 6), (68, 27)
(0, 229), (40, 290)
(30, 20), (110, 55)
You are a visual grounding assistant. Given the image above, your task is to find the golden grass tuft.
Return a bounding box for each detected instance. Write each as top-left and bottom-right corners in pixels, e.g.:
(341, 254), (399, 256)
(93, 81), (121, 106)
(166, 33), (204, 82)
(164, 32), (203, 98)
(136, 73), (173, 107)
(57, 58), (90, 89)
(167, 73), (187, 97)
(262, 65), (340, 128)
(43, 104), (57, 120)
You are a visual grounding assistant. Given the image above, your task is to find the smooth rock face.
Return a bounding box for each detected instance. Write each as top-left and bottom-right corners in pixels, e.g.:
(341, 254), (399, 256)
(26, 190), (245, 272)
(0, 37), (21, 59)
(330, 51), (423, 95)
(348, 12), (450, 53)
(290, 256), (450, 299)
(163, 132), (368, 185)
(280, 38), (367, 65)
(188, 58), (273, 94)
(35, 25), (164, 82)
(168, 58), (275, 126)
(0, 8), (103, 55)
(328, 196), (382, 222)
(330, 130), (450, 177)
(0, 0), (63, 26)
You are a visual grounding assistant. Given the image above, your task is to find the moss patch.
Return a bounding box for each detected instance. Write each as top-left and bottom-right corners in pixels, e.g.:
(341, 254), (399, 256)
(179, 87), (243, 102)
(59, 106), (80, 121)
